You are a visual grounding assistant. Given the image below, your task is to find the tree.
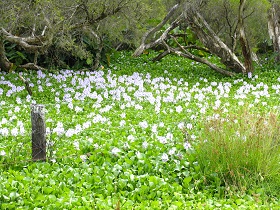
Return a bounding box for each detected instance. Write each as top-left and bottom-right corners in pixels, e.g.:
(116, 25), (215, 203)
(133, 0), (278, 76)
(0, 0), (166, 71)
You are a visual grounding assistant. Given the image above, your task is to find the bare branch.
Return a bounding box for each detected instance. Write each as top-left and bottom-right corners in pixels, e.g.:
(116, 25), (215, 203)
(1, 28), (47, 53)
(133, 11), (184, 57)
(171, 35), (235, 76)
(19, 63), (46, 71)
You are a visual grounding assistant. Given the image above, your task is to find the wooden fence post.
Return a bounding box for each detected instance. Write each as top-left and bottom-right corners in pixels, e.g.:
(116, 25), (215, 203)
(31, 104), (46, 161)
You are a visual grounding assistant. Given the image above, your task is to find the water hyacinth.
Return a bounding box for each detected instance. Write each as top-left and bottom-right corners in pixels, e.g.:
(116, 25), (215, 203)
(0, 150), (6, 156)
(0, 53), (280, 208)
(111, 147), (121, 155)
(161, 153), (169, 162)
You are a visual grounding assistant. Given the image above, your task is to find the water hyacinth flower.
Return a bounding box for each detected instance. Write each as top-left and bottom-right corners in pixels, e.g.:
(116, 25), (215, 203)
(0, 150), (6, 156)
(178, 122), (184, 129)
(186, 123), (193, 130)
(139, 121), (148, 129)
(176, 105), (183, 113)
(184, 142), (191, 150)
(111, 147), (121, 155)
(120, 120), (126, 127)
(73, 141), (80, 150)
(80, 155), (87, 162)
(11, 128), (19, 136)
(248, 72), (252, 79)
(157, 136), (167, 144)
(168, 147), (176, 155)
(127, 135), (135, 142)
(142, 141), (148, 149)
(161, 153), (169, 162)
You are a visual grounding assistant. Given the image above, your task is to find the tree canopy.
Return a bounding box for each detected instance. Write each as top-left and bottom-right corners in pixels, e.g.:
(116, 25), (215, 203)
(0, 0), (279, 74)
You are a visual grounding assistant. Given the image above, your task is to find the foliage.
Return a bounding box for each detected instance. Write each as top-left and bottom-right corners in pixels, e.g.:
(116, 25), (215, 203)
(0, 52), (280, 208)
(0, 0), (168, 70)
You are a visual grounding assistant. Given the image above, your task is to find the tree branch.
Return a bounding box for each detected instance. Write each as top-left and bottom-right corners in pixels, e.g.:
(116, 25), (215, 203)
(171, 35), (235, 77)
(185, 9), (246, 73)
(1, 28), (47, 53)
(19, 63), (46, 71)
(133, 9), (183, 57)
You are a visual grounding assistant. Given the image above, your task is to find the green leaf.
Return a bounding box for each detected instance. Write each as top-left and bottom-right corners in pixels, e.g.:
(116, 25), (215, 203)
(183, 177), (192, 188)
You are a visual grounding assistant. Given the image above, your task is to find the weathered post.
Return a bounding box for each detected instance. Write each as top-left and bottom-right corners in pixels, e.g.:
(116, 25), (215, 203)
(31, 104), (46, 161)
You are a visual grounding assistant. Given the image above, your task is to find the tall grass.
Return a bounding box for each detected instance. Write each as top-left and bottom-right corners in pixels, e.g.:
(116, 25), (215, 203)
(196, 106), (280, 193)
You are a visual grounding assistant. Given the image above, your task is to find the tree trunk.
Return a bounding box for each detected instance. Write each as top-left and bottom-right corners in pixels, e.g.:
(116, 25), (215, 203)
(0, 38), (12, 72)
(268, 3), (280, 62)
(238, 0), (253, 73)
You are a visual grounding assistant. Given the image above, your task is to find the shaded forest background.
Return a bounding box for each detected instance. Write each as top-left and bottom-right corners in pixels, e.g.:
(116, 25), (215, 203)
(1, 0), (280, 75)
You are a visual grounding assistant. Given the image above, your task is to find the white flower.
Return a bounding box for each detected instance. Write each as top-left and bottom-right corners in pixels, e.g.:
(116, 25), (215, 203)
(161, 153), (169, 162)
(238, 101), (244, 106)
(139, 121), (148, 129)
(14, 106), (20, 113)
(186, 123), (193, 130)
(136, 151), (143, 159)
(127, 135), (135, 142)
(123, 142), (130, 149)
(248, 72), (252, 79)
(211, 82), (217, 86)
(178, 122), (184, 129)
(73, 141), (80, 150)
(120, 120), (126, 127)
(176, 105), (183, 113)
(75, 106), (83, 113)
(80, 155), (87, 162)
(151, 124), (158, 133)
(0, 150), (6, 156)
(83, 121), (91, 129)
(184, 142), (191, 150)
(159, 122), (164, 127)
(135, 104), (143, 110)
(158, 136), (167, 144)
(142, 141), (148, 149)
(68, 103), (73, 109)
(11, 128), (18, 136)
(166, 132), (173, 141)
(111, 147), (121, 155)
(168, 147), (176, 155)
